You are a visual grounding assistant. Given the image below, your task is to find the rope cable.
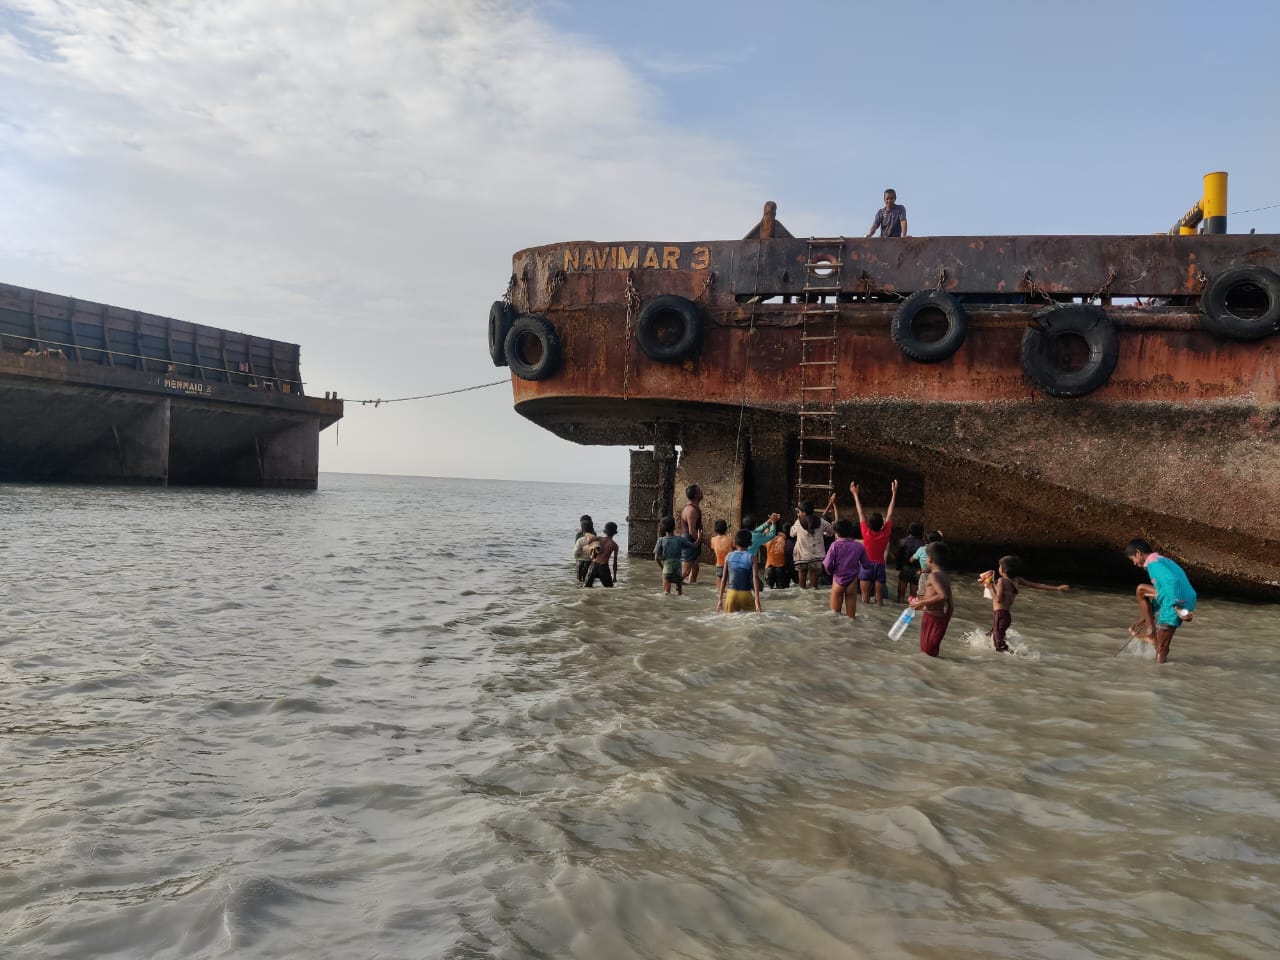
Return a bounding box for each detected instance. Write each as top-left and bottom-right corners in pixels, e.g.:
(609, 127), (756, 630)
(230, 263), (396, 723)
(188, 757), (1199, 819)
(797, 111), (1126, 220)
(346, 379), (509, 407)
(1229, 202), (1280, 216)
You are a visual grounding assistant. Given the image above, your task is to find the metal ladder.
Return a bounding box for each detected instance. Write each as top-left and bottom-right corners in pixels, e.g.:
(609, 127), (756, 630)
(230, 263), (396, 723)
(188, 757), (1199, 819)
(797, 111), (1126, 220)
(795, 237), (843, 508)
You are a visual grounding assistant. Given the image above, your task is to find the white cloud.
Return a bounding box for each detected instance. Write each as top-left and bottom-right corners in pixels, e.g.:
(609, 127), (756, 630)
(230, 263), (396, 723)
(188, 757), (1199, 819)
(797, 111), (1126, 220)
(0, 0), (760, 481)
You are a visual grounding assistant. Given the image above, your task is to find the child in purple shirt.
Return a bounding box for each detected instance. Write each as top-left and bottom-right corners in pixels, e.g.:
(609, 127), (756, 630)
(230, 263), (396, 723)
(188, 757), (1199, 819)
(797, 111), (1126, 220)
(823, 519), (868, 619)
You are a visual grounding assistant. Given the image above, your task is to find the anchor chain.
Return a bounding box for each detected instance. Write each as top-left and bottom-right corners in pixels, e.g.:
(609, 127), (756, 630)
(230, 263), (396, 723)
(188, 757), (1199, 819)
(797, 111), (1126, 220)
(1086, 270), (1118, 305)
(1022, 270), (1056, 305)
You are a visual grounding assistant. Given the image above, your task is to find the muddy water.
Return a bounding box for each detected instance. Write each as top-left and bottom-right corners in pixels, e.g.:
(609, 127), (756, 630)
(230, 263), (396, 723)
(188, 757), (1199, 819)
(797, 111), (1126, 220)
(3, 475), (1278, 959)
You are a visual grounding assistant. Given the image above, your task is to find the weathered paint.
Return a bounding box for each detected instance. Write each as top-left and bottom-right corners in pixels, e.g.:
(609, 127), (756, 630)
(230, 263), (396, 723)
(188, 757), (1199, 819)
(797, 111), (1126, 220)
(558, 244), (712, 273)
(516, 235), (1276, 307)
(499, 233), (1280, 595)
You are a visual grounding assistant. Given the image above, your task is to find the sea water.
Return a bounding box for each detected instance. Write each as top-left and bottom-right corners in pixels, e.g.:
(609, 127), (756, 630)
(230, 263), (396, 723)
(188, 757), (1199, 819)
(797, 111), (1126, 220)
(3, 474), (1280, 959)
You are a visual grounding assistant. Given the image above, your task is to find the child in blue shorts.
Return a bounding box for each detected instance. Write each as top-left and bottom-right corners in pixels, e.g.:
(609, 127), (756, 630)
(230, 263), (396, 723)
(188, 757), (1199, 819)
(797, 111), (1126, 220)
(654, 516), (690, 595)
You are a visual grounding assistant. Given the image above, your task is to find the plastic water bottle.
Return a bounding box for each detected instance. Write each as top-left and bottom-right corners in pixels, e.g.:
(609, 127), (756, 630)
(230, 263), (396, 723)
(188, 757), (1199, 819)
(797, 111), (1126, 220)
(888, 606), (915, 641)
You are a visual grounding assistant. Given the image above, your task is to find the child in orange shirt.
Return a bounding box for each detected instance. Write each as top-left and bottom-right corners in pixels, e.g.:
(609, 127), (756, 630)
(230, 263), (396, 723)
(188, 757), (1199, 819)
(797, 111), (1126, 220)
(764, 530), (790, 588)
(709, 519), (733, 585)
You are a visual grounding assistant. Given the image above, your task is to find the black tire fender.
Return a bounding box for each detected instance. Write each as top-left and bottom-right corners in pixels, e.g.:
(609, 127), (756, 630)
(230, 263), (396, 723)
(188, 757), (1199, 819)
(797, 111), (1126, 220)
(1200, 265), (1280, 340)
(488, 300), (515, 366)
(891, 290), (969, 363)
(636, 294), (703, 362)
(503, 314), (560, 381)
(1020, 304), (1118, 398)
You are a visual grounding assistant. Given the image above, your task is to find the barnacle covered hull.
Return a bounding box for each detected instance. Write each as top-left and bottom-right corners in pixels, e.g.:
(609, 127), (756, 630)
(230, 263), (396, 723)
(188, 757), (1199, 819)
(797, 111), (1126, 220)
(497, 234), (1280, 596)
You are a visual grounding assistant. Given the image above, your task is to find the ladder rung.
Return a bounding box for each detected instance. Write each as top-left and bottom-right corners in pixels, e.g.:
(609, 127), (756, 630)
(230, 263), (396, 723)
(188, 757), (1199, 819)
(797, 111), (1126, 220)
(806, 261), (844, 269)
(797, 459), (834, 465)
(799, 434), (835, 441)
(803, 285), (841, 292)
(798, 360), (837, 366)
(800, 334), (836, 341)
(801, 385), (835, 391)
(800, 410), (836, 416)
(796, 482), (833, 489)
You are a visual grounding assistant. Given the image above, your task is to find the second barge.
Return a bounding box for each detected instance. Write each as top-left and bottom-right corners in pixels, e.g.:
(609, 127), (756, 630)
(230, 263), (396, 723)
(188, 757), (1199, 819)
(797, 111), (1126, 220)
(0, 282), (342, 488)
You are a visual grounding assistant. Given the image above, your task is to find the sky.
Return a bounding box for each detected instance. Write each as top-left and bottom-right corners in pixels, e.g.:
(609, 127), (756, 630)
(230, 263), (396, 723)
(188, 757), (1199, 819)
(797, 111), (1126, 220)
(2, 0), (1278, 484)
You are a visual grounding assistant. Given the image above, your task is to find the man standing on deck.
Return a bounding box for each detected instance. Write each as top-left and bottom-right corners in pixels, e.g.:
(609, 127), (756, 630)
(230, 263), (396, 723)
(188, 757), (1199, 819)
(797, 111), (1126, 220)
(679, 484), (705, 584)
(866, 189), (908, 238)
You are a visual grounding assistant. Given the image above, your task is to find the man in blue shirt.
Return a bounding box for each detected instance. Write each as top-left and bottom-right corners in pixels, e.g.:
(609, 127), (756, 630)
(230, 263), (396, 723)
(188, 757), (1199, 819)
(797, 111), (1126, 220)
(866, 189), (908, 238)
(1125, 539), (1197, 663)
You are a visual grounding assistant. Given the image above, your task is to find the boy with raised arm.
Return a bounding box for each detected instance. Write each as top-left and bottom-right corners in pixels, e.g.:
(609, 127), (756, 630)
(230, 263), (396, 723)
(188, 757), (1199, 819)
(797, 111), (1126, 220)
(850, 478), (898, 606)
(790, 494), (837, 590)
(978, 555), (1070, 652)
(764, 528), (791, 589)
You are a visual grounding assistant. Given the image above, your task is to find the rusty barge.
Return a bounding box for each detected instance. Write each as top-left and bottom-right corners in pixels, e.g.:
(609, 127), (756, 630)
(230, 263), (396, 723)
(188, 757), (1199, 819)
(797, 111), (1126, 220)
(0, 282), (342, 487)
(489, 186), (1280, 596)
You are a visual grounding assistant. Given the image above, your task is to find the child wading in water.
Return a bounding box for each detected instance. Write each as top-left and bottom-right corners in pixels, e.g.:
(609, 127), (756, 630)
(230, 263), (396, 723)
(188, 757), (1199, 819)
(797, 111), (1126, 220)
(823, 518), (869, 618)
(654, 516), (689, 595)
(584, 522), (619, 587)
(716, 529), (762, 613)
(851, 478), (898, 605)
(911, 530), (943, 586)
(790, 494), (836, 590)
(764, 529), (790, 588)
(895, 521), (926, 603)
(978, 555), (1070, 652)
(1124, 538), (1197, 664)
(709, 519), (732, 584)
(909, 541), (953, 657)
(573, 516), (597, 585)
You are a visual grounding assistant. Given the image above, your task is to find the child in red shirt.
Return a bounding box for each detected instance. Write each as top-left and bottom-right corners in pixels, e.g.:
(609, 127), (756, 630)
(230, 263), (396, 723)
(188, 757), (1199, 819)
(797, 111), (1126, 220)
(850, 478), (898, 605)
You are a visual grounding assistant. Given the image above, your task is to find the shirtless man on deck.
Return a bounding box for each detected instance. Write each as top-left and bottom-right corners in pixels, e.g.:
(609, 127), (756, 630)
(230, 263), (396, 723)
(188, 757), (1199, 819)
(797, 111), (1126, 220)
(679, 484), (705, 584)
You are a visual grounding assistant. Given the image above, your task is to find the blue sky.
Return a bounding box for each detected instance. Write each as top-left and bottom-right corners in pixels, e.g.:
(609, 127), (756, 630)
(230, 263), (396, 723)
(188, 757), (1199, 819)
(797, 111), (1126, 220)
(2, 0), (1277, 483)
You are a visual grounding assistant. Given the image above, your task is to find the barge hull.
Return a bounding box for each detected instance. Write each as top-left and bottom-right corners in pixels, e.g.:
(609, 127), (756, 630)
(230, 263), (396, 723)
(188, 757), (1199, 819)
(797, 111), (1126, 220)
(1, 283), (341, 488)
(499, 233), (1280, 597)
